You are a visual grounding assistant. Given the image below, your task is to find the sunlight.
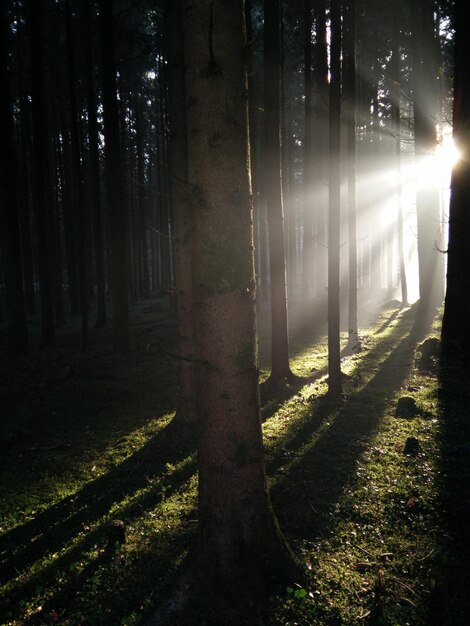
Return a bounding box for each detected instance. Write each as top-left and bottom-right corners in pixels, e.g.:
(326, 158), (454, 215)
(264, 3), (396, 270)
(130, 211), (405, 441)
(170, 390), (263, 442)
(439, 130), (461, 168)
(417, 126), (460, 188)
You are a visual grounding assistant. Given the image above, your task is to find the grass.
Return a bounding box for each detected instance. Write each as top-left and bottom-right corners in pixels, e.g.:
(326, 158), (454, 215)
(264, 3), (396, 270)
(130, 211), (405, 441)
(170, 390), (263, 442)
(0, 296), (468, 625)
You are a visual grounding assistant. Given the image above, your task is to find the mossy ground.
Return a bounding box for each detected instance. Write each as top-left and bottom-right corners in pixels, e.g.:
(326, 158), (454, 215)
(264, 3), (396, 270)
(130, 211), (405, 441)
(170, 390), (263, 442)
(0, 297), (468, 625)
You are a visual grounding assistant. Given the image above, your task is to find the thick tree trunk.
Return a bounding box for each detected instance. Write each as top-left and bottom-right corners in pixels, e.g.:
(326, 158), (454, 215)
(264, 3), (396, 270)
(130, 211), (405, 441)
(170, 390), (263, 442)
(328, 0), (342, 396)
(264, 0), (295, 382)
(161, 1), (298, 617)
(99, 0), (129, 353)
(441, 0), (470, 364)
(0, 1), (29, 356)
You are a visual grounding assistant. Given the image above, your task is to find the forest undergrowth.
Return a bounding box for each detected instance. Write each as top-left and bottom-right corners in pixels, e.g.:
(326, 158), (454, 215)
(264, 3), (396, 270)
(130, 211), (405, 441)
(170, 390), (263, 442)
(0, 296), (469, 625)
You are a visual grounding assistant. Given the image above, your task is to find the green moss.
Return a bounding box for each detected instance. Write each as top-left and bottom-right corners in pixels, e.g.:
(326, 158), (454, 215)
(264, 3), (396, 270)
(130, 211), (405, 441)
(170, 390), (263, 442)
(0, 299), (450, 626)
(228, 432), (250, 468)
(235, 341), (256, 372)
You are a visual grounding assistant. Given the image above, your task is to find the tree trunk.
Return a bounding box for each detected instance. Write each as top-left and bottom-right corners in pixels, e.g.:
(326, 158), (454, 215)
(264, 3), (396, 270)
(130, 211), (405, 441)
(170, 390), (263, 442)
(264, 0), (295, 383)
(17, 95), (36, 317)
(99, 0), (129, 353)
(84, 0), (107, 329)
(302, 0), (314, 298)
(328, 0), (342, 396)
(0, 0), (29, 356)
(441, 0), (470, 364)
(164, 0), (299, 617)
(30, 0), (55, 347)
(65, 0), (88, 351)
(165, 0), (197, 426)
(412, 0), (443, 319)
(344, 0), (358, 349)
(391, 12), (408, 307)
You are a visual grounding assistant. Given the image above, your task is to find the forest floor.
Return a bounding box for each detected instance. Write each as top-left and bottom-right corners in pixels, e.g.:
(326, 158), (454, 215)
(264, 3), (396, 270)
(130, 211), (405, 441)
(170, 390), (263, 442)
(1, 296), (469, 625)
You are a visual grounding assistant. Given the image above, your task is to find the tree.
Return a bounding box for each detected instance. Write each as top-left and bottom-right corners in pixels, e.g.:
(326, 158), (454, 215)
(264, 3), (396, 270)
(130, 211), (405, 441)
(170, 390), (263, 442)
(264, 0), (296, 383)
(65, 0), (88, 351)
(0, 0), (29, 357)
(390, 10), (408, 307)
(302, 0), (314, 298)
(441, 0), (470, 364)
(344, 0), (359, 349)
(30, 0), (56, 347)
(412, 0), (444, 318)
(99, 0), (129, 353)
(163, 0), (298, 616)
(83, 0), (107, 329)
(165, 0), (196, 425)
(327, 0), (343, 396)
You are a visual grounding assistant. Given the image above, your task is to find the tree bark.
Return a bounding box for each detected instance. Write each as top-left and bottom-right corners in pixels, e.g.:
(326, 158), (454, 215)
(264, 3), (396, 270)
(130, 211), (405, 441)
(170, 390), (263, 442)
(65, 0), (88, 351)
(264, 0), (295, 383)
(391, 11), (408, 308)
(441, 0), (470, 364)
(0, 0), (29, 356)
(302, 0), (314, 298)
(99, 0), (129, 353)
(412, 0), (444, 319)
(83, 0), (107, 329)
(165, 0), (197, 426)
(344, 0), (358, 349)
(164, 0), (299, 616)
(30, 0), (55, 347)
(328, 0), (342, 396)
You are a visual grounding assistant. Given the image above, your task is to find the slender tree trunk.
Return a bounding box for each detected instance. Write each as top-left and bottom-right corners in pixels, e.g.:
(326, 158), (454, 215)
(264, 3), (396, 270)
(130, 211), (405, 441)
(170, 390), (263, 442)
(391, 12), (408, 307)
(165, 0), (197, 426)
(84, 0), (106, 328)
(0, 0), (29, 356)
(412, 0), (443, 318)
(17, 96), (36, 316)
(313, 0), (328, 299)
(30, 0), (55, 347)
(302, 0), (314, 298)
(264, 0), (294, 383)
(65, 0), (88, 351)
(60, 118), (80, 316)
(328, 0), (342, 397)
(99, 0), (129, 353)
(344, 0), (358, 349)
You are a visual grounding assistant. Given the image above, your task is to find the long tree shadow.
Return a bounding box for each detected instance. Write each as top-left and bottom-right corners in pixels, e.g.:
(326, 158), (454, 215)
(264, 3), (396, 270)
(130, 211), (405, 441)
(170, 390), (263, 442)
(0, 422), (197, 623)
(0, 420), (194, 589)
(264, 306), (416, 475)
(270, 308), (432, 542)
(260, 302), (407, 425)
(1, 304), (432, 625)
